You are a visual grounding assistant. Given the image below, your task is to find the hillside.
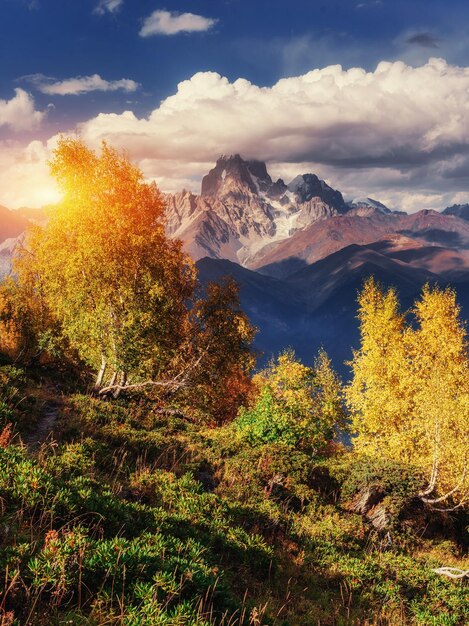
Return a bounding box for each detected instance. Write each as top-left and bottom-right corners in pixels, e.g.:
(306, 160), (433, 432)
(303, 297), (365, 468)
(0, 367), (467, 626)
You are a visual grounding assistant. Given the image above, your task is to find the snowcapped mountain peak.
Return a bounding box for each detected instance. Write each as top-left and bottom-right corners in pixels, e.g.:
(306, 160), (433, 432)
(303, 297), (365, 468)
(166, 156), (376, 266)
(287, 173), (346, 211)
(348, 197), (392, 214)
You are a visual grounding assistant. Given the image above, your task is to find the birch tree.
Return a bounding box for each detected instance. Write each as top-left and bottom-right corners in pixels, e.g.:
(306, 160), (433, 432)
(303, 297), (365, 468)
(347, 278), (468, 509)
(16, 138), (195, 392)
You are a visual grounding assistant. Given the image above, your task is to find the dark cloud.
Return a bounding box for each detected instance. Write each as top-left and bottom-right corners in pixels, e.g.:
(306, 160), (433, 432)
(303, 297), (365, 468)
(405, 32), (440, 49)
(356, 1), (383, 9)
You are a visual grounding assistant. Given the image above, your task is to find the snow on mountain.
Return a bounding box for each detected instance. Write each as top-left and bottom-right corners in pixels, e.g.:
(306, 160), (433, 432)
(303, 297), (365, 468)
(165, 155), (349, 265)
(347, 197), (394, 215)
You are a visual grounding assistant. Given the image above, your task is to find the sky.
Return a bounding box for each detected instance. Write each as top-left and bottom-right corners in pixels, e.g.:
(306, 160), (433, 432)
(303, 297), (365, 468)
(1, 0), (469, 211)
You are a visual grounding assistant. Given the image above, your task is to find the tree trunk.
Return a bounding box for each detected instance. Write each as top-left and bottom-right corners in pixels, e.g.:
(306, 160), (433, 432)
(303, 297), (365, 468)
(113, 372), (127, 399)
(107, 371), (117, 388)
(94, 356), (107, 390)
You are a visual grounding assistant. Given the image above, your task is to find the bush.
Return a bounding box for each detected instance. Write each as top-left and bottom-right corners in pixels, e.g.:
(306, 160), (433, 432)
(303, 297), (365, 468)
(235, 350), (345, 453)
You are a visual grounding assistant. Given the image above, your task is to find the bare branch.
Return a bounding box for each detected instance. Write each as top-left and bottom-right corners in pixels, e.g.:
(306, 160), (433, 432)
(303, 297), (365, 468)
(98, 377), (186, 396)
(97, 340), (212, 397)
(432, 567), (469, 579)
(421, 461), (467, 506)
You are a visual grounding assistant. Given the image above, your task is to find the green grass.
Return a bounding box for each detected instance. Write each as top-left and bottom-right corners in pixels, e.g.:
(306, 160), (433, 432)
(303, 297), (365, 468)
(0, 371), (467, 625)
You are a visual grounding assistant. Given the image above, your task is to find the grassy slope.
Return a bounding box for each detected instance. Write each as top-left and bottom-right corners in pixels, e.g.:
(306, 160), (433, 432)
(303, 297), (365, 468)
(0, 369), (467, 626)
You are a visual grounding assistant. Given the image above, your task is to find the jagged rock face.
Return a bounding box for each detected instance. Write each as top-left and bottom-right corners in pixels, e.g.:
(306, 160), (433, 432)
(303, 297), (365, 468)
(443, 203), (469, 221)
(201, 154), (287, 200)
(295, 198), (339, 228)
(288, 174), (346, 211)
(165, 155), (347, 265)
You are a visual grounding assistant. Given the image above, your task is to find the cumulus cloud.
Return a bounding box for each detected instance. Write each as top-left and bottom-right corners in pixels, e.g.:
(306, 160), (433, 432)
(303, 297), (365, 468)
(94, 0), (123, 15)
(5, 59), (469, 211)
(72, 58), (469, 211)
(77, 59), (469, 166)
(0, 88), (46, 131)
(140, 10), (217, 37)
(23, 73), (139, 96)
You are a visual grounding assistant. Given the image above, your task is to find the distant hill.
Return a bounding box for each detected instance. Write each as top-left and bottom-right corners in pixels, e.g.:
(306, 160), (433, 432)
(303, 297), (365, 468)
(197, 241), (469, 375)
(0, 205), (29, 244)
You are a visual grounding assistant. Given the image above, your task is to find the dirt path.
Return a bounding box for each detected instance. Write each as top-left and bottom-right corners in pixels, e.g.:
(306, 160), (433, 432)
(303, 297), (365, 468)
(24, 400), (61, 451)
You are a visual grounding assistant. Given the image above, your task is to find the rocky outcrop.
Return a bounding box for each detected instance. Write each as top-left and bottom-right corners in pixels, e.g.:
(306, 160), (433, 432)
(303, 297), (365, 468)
(346, 485), (390, 531)
(165, 155), (349, 264)
(442, 203), (469, 221)
(288, 173), (346, 211)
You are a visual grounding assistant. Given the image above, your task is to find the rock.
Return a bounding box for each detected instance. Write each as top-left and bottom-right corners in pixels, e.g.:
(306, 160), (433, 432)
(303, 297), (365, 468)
(348, 484), (385, 515)
(346, 484), (391, 530)
(366, 503), (391, 531)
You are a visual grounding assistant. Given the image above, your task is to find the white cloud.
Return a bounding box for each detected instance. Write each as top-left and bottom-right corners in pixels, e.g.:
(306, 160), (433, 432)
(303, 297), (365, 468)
(0, 88), (46, 131)
(140, 10), (217, 37)
(25, 74), (139, 96)
(5, 59), (469, 211)
(0, 139), (61, 208)
(94, 0), (123, 15)
(73, 58), (469, 211)
(77, 59), (469, 165)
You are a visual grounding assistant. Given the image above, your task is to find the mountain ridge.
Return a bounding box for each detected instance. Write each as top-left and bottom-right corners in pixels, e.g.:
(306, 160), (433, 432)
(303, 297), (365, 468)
(164, 155), (469, 274)
(1, 156), (469, 373)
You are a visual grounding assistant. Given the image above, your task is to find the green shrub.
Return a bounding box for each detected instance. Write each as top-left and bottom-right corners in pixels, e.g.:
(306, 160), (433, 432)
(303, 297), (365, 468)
(235, 350), (345, 453)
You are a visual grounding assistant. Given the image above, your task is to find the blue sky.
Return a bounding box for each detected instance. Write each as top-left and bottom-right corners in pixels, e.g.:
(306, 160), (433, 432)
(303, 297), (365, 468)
(1, 0), (469, 210)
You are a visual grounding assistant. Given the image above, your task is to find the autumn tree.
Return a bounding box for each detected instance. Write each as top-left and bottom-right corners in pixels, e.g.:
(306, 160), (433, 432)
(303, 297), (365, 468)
(0, 269), (57, 364)
(14, 138), (196, 393)
(347, 278), (469, 508)
(9, 138), (257, 418)
(180, 278), (256, 423)
(346, 278), (412, 458)
(409, 285), (468, 507)
(0, 278), (30, 361)
(236, 349), (345, 452)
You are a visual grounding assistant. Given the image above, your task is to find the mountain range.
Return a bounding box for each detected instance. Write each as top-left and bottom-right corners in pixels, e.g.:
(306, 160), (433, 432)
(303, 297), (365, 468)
(1, 156), (469, 374)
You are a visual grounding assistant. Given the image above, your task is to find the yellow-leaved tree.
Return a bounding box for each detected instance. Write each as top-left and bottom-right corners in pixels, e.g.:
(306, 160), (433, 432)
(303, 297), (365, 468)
(14, 138), (196, 394)
(6, 138), (256, 416)
(347, 278), (468, 509)
(236, 348), (346, 452)
(409, 284), (468, 506)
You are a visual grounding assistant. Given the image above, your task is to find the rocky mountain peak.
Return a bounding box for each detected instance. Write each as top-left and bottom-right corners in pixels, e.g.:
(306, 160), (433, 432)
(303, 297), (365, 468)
(347, 197), (394, 216)
(442, 203), (469, 221)
(287, 174), (346, 212)
(201, 154), (287, 200)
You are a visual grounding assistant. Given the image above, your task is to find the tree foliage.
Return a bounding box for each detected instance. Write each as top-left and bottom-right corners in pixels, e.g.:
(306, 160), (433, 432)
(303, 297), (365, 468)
(0, 271), (57, 364)
(236, 349), (345, 451)
(347, 278), (469, 508)
(16, 138), (196, 390)
(6, 138), (256, 420)
(185, 278), (256, 423)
